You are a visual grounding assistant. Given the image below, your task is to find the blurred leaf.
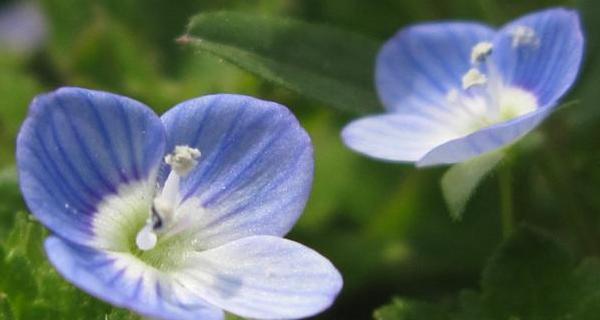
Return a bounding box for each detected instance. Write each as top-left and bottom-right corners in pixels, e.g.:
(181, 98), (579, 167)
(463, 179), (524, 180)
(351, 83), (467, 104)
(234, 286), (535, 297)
(0, 57), (41, 166)
(0, 293), (13, 320)
(373, 298), (449, 320)
(441, 151), (504, 220)
(182, 11), (381, 113)
(374, 226), (600, 320)
(480, 225), (574, 319)
(0, 166), (22, 240)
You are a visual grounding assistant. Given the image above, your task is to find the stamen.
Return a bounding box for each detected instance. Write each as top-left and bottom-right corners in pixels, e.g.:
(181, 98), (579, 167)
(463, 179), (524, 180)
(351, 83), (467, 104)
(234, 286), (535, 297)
(164, 146), (201, 177)
(510, 26), (539, 48)
(135, 145), (202, 251)
(470, 42), (493, 64)
(462, 68), (487, 90)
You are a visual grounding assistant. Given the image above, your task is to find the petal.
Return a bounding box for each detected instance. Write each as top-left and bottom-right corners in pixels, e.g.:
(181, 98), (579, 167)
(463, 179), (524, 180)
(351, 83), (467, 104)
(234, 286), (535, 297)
(45, 236), (224, 320)
(172, 236), (342, 320)
(341, 112), (462, 162)
(417, 105), (553, 166)
(376, 22), (495, 113)
(17, 87), (166, 246)
(160, 94), (313, 249)
(493, 8), (584, 106)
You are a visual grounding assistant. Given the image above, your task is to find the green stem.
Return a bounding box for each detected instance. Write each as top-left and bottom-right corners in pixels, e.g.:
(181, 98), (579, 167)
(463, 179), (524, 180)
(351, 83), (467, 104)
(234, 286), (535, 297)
(499, 163), (514, 239)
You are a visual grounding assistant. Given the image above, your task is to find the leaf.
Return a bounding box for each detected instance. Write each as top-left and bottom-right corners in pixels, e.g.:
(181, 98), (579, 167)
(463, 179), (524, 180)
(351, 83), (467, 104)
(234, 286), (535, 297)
(181, 11), (381, 113)
(481, 225), (574, 319)
(373, 226), (600, 320)
(441, 150), (505, 220)
(373, 298), (449, 320)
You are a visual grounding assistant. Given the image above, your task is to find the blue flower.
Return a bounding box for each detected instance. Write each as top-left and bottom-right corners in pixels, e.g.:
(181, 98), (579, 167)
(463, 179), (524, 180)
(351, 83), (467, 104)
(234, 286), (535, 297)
(0, 2), (46, 53)
(342, 8), (583, 166)
(17, 87), (342, 320)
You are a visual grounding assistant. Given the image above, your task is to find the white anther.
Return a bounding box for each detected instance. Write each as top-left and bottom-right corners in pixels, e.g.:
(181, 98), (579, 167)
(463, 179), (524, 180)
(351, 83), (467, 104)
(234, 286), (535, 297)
(165, 145), (201, 176)
(462, 68), (487, 90)
(471, 42), (493, 64)
(136, 225), (157, 251)
(510, 26), (539, 48)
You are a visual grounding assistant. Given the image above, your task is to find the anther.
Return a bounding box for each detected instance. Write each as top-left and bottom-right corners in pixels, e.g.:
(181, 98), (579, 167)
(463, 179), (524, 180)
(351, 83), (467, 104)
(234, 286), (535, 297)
(165, 146), (201, 176)
(470, 42), (493, 64)
(510, 26), (539, 48)
(462, 69), (487, 90)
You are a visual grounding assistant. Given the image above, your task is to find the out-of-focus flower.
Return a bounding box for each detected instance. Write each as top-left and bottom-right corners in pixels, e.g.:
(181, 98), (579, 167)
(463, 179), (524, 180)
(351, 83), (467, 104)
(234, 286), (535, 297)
(342, 8), (583, 166)
(17, 87), (342, 320)
(0, 2), (47, 53)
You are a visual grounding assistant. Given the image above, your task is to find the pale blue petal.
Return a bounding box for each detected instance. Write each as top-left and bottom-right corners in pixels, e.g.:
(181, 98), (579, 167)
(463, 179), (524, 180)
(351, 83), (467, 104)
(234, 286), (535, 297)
(376, 22), (494, 113)
(45, 236), (224, 320)
(160, 94), (313, 249)
(417, 106), (553, 166)
(17, 87), (165, 246)
(173, 236), (342, 320)
(493, 8), (584, 106)
(341, 112), (459, 162)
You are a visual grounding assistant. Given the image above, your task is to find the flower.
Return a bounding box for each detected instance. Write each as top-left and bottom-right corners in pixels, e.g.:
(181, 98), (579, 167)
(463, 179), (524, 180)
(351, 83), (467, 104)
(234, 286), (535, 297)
(0, 2), (47, 53)
(342, 8), (583, 166)
(17, 87), (342, 319)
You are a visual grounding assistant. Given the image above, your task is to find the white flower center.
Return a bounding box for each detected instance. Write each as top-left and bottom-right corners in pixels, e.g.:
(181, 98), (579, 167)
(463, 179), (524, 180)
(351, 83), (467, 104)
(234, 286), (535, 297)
(447, 40), (539, 135)
(134, 145), (201, 251)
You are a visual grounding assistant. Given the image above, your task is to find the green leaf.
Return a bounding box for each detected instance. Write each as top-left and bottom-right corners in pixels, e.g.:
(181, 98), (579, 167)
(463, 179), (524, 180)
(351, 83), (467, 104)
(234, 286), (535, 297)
(374, 226), (600, 320)
(441, 151), (505, 220)
(373, 298), (449, 320)
(0, 294), (14, 320)
(481, 226), (574, 319)
(181, 11), (381, 113)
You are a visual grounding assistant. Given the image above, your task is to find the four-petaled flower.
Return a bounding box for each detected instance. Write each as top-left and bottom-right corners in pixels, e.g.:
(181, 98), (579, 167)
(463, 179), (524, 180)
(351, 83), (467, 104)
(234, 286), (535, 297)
(17, 87), (342, 320)
(342, 8), (583, 166)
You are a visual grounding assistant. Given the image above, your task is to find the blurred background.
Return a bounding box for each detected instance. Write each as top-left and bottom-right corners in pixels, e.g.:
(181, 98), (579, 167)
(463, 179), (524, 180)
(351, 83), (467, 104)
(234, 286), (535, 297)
(1, 0), (599, 319)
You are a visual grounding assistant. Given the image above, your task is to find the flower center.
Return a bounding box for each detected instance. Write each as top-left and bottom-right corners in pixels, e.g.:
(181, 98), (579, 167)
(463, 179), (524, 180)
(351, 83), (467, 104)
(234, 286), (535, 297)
(135, 145), (201, 251)
(448, 28), (540, 135)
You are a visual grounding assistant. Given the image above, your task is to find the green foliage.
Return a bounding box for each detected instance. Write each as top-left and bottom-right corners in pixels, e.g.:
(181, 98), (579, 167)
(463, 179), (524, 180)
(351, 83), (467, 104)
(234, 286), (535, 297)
(441, 151), (505, 220)
(374, 226), (600, 320)
(0, 213), (130, 319)
(182, 11), (381, 114)
(374, 298), (449, 320)
(0, 0), (599, 319)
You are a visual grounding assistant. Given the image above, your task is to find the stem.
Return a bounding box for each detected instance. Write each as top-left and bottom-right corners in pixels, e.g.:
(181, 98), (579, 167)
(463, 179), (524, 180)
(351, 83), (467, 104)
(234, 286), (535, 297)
(499, 163), (514, 239)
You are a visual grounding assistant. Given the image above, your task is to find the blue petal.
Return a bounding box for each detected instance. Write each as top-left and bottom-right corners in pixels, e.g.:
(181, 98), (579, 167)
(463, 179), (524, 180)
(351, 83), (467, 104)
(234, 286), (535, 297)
(376, 22), (494, 113)
(160, 94), (313, 249)
(45, 236), (224, 320)
(417, 106), (553, 166)
(17, 87), (166, 246)
(493, 8), (584, 106)
(341, 112), (460, 162)
(173, 236), (342, 319)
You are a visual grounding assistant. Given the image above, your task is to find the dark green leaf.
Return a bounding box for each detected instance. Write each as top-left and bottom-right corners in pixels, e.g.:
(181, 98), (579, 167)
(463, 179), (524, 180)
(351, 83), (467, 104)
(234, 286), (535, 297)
(374, 226), (600, 320)
(182, 11), (381, 113)
(373, 298), (449, 320)
(481, 226), (574, 320)
(441, 150), (504, 220)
